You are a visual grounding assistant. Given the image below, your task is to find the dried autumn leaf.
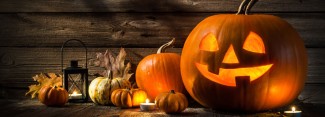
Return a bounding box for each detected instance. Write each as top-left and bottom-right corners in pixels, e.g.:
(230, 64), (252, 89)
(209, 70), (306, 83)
(25, 73), (62, 99)
(90, 48), (133, 81)
(123, 63), (132, 80)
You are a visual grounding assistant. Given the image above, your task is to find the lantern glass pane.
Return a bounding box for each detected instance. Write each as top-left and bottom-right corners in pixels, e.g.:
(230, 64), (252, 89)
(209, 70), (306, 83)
(68, 73), (85, 99)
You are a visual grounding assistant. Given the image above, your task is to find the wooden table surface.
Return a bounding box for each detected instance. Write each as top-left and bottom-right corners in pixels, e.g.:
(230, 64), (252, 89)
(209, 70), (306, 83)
(0, 99), (324, 117)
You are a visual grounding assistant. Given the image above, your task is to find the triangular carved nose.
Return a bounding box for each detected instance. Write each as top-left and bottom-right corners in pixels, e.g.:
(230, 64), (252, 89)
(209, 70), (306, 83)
(222, 45), (239, 64)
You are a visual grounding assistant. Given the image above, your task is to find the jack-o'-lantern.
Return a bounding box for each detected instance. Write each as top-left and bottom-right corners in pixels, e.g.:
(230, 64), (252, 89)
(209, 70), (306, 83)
(180, 0), (307, 112)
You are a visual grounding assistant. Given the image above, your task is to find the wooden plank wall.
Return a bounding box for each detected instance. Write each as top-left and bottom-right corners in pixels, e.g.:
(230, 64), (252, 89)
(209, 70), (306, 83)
(0, 0), (324, 103)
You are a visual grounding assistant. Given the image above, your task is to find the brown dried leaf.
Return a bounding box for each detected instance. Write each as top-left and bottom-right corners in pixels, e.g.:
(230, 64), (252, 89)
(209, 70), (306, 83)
(123, 62), (133, 81)
(90, 48), (132, 80)
(25, 73), (62, 99)
(117, 48), (126, 72)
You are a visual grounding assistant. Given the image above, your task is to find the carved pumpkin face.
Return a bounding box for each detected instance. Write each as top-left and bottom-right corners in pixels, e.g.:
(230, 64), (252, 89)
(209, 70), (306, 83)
(180, 14), (308, 112)
(195, 32), (273, 87)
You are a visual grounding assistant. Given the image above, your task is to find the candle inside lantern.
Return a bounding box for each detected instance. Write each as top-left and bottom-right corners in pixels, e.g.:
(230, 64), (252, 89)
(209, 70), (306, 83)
(140, 99), (156, 111)
(284, 106), (302, 117)
(69, 91), (82, 99)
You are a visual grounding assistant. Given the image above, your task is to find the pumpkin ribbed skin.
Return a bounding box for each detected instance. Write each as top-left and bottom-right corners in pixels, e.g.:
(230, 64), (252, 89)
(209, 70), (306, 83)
(38, 86), (68, 106)
(111, 88), (147, 108)
(88, 77), (131, 105)
(130, 89), (147, 107)
(181, 14), (307, 112)
(111, 89), (132, 108)
(155, 90), (188, 113)
(136, 53), (186, 101)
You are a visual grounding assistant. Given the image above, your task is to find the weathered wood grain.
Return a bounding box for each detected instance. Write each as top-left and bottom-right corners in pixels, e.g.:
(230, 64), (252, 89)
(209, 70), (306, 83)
(0, 47), (324, 88)
(299, 84), (325, 104)
(0, 48), (181, 89)
(0, 0), (324, 106)
(0, 0), (324, 12)
(0, 13), (324, 48)
(0, 99), (325, 117)
(0, 99), (121, 117)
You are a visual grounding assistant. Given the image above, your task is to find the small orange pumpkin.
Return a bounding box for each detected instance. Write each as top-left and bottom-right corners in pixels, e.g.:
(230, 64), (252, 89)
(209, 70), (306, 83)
(155, 90), (188, 113)
(136, 39), (186, 101)
(111, 88), (147, 108)
(38, 86), (68, 106)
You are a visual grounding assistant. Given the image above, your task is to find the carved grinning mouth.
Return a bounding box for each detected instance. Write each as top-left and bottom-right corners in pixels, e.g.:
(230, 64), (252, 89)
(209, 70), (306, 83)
(195, 63), (273, 87)
(196, 31), (273, 87)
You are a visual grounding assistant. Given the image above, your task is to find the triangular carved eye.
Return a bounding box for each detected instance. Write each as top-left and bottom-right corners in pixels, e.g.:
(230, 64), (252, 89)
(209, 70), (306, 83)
(243, 32), (265, 54)
(199, 33), (219, 52)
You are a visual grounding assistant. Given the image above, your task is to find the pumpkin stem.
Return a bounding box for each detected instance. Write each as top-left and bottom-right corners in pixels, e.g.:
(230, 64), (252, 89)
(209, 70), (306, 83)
(170, 90), (175, 94)
(126, 87), (130, 91)
(236, 0), (258, 15)
(245, 0), (258, 15)
(107, 70), (113, 79)
(236, 0), (249, 15)
(157, 38), (175, 54)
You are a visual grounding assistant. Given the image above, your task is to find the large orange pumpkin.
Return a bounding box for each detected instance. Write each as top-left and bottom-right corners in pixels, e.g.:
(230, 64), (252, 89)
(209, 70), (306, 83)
(136, 39), (186, 101)
(180, 0), (307, 112)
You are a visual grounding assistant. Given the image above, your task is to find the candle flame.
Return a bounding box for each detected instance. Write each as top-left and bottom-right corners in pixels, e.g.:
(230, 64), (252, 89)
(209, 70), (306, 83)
(146, 99), (149, 103)
(292, 106), (296, 112)
(73, 91), (77, 95)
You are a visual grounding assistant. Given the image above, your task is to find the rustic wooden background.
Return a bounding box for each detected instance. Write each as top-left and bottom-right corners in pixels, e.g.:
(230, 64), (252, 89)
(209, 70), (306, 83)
(0, 0), (324, 104)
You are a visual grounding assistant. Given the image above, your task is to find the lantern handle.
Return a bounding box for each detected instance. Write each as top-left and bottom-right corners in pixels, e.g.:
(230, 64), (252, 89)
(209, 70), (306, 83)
(61, 39), (88, 72)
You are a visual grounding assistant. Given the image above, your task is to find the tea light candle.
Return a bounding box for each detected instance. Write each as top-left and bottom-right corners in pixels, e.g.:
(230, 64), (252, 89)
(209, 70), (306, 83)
(284, 107), (302, 117)
(140, 99), (156, 111)
(69, 91), (82, 99)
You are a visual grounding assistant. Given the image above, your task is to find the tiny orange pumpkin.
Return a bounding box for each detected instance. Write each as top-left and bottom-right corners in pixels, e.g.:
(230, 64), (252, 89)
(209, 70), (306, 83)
(38, 86), (69, 106)
(155, 90), (188, 113)
(111, 88), (147, 108)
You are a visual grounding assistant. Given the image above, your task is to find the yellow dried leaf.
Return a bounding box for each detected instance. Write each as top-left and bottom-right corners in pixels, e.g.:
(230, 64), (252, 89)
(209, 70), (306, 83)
(25, 73), (63, 99)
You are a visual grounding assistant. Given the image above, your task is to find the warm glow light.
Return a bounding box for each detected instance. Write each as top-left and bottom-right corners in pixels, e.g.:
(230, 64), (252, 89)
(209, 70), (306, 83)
(219, 64), (273, 82)
(195, 63), (273, 87)
(284, 106), (301, 115)
(292, 107), (296, 112)
(222, 45), (239, 64)
(243, 31), (265, 53)
(73, 91), (77, 95)
(132, 92), (147, 107)
(146, 99), (149, 103)
(199, 33), (219, 52)
(196, 32), (273, 87)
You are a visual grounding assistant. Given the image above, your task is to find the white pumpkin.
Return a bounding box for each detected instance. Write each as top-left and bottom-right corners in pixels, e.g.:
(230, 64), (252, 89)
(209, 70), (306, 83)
(88, 48), (133, 105)
(89, 76), (131, 105)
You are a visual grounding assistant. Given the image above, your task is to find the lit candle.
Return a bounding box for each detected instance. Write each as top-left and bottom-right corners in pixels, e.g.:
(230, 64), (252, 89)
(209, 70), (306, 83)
(140, 99), (156, 111)
(284, 106), (302, 117)
(69, 91), (82, 99)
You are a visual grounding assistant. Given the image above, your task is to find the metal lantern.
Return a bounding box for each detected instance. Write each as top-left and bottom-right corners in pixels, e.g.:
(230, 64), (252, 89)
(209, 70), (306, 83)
(61, 39), (88, 102)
